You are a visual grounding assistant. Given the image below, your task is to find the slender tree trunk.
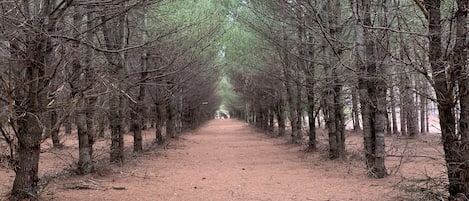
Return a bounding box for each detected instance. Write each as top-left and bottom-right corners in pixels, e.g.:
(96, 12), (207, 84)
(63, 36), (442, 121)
(268, 109), (274, 132)
(166, 98), (175, 138)
(84, 5), (97, 163)
(426, 91), (430, 133)
(305, 16), (317, 150)
(50, 110), (61, 147)
(155, 91), (165, 145)
(452, 0), (469, 196)
(275, 97), (286, 136)
(419, 78), (427, 134)
(390, 84), (398, 134)
(306, 68), (316, 150)
(97, 112), (106, 138)
(132, 8), (149, 152)
(385, 107), (392, 134)
(102, 11), (127, 162)
(131, 99), (143, 152)
(76, 108), (91, 173)
(70, 38), (92, 175)
(280, 23), (299, 142)
(307, 97), (316, 150)
(354, 0), (387, 178)
(317, 113), (321, 129)
(425, 0), (467, 197)
(398, 34), (418, 137)
(65, 117), (72, 134)
(351, 84), (361, 131)
(323, 0), (345, 159)
(133, 80), (147, 151)
(399, 91), (407, 136)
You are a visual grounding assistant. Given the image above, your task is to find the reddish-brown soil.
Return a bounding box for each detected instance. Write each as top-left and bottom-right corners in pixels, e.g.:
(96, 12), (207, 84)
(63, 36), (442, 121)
(0, 119), (446, 200)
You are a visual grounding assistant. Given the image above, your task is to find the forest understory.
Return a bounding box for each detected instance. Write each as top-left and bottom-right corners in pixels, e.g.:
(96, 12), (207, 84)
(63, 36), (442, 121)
(0, 119), (447, 201)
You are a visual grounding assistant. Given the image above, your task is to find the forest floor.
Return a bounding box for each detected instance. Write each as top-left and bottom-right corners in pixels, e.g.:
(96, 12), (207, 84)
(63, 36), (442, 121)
(0, 119), (446, 201)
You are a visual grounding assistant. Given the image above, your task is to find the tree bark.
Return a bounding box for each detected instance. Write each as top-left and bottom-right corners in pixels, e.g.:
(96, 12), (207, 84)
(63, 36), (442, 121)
(166, 98), (175, 138)
(132, 8), (149, 152)
(155, 89), (165, 145)
(399, 89), (407, 136)
(397, 16), (418, 137)
(11, 27), (49, 201)
(390, 83), (399, 134)
(50, 109), (61, 147)
(322, 0), (345, 159)
(452, 0), (469, 196)
(65, 117), (72, 134)
(275, 96), (286, 136)
(419, 78), (427, 134)
(425, 0), (468, 197)
(268, 109), (274, 132)
(354, 0), (387, 178)
(102, 9), (127, 162)
(10, 0), (69, 196)
(280, 22), (299, 142)
(84, 7), (97, 159)
(351, 84), (361, 131)
(69, 6), (94, 174)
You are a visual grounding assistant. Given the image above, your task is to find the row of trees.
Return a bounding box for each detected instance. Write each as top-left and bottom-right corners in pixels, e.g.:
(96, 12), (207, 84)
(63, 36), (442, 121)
(220, 0), (469, 198)
(0, 0), (224, 199)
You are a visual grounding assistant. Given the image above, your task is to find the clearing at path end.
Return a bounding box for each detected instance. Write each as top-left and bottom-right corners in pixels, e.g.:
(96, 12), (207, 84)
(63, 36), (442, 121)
(52, 119), (398, 201)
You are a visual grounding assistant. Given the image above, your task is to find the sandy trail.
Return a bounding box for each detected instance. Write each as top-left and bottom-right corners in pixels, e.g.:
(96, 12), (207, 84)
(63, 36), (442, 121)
(48, 119), (398, 201)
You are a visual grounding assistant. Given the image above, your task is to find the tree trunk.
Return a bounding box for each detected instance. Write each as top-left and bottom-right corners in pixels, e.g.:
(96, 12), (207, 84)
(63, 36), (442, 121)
(70, 53), (92, 174)
(84, 9), (97, 159)
(399, 91), (407, 136)
(275, 97), (286, 136)
(155, 92), (165, 145)
(109, 92), (125, 162)
(425, 0), (468, 197)
(69, 7), (94, 174)
(316, 113), (321, 128)
(102, 11), (127, 162)
(132, 10), (149, 151)
(419, 78), (427, 134)
(131, 86), (144, 152)
(268, 109), (274, 132)
(306, 72), (316, 150)
(354, 0), (387, 178)
(280, 23), (299, 142)
(12, 115), (42, 199)
(50, 109), (61, 147)
(322, 0), (345, 159)
(452, 0), (469, 196)
(11, 34), (48, 200)
(390, 84), (399, 134)
(166, 98), (175, 138)
(65, 116), (72, 134)
(398, 30), (418, 137)
(307, 96), (316, 150)
(97, 113), (106, 138)
(351, 84), (361, 131)
(285, 76), (298, 142)
(385, 107), (392, 134)
(8, 0), (71, 195)
(76, 109), (92, 173)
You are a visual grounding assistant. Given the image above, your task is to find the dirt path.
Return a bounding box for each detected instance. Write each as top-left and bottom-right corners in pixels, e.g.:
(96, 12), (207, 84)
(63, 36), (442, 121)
(47, 119), (402, 201)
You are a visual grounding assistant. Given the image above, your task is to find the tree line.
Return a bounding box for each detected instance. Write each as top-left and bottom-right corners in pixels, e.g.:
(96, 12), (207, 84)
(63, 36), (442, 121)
(0, 0), (225, 199)
(220, 0), (469, 199)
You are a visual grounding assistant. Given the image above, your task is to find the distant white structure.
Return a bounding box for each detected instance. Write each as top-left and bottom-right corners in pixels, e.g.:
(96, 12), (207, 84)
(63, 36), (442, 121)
(216, 110), (230, 119)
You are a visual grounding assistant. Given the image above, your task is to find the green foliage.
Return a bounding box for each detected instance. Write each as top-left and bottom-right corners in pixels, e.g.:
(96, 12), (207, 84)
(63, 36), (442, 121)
(212, 1), (280, 112)
(217, 75), (241, 111)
